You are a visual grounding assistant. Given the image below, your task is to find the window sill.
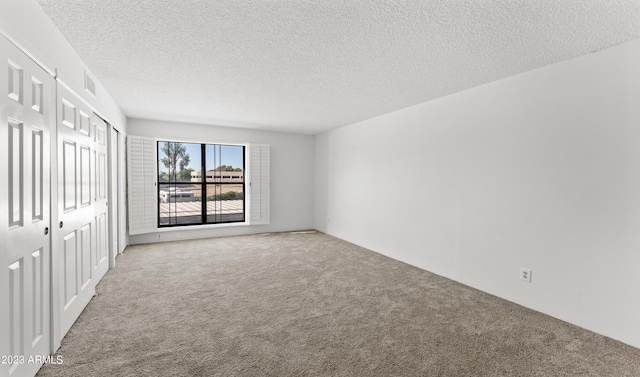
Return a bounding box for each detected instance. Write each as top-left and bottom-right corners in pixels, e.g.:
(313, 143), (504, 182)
(156, 221), (250, 232)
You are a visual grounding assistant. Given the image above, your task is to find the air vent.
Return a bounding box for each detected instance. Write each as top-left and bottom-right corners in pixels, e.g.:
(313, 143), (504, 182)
(84, 71), (96, 97)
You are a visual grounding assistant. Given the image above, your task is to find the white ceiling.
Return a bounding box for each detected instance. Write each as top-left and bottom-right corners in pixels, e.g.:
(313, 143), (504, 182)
(36, 0), (640, 135)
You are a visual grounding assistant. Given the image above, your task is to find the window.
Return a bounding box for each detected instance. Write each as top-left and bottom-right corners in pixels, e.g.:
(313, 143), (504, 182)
(128, 136), (268, 235)
(157, 141), (245, 227)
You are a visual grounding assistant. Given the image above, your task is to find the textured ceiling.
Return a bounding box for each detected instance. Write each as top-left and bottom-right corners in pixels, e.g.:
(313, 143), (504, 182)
(36, 0), (640, 134)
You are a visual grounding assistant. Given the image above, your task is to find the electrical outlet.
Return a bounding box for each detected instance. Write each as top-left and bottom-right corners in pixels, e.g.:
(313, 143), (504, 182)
(157, 234), (162, 240)
(520, 268), (532, 283)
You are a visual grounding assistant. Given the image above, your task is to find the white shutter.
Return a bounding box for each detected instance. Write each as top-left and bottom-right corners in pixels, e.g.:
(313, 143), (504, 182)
(249, 144), (270, 224)
(127, 136), (157, 234)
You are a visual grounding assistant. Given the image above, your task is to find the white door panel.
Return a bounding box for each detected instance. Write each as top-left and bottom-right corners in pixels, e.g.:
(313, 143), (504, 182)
(1, 36), (54, 377)
(118, 134), (127, 253)
(62, 231), (78, 307)
(93, 117), (109, 281)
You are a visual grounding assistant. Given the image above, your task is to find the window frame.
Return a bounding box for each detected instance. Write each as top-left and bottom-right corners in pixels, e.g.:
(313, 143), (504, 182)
(157, 140), (246, 228)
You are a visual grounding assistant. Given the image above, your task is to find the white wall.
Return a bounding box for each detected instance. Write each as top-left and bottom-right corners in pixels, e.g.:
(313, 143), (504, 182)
(0, 0), (126, 131)
(128, 118), (315, 244)
(315, 38), (640, 348)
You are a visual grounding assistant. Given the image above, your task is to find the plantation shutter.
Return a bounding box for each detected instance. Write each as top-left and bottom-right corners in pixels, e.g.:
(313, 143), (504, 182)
(249, 144), (270, 224)
(128, 136), (157, 234)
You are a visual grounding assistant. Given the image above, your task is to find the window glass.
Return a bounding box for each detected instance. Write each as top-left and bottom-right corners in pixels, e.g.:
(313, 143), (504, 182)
(158, 142), (201, 183)
(158, 141), (244, 227)
(205, 184), (245, 224)
(158, 184), (202, 225)
(205, 144), (245, 224)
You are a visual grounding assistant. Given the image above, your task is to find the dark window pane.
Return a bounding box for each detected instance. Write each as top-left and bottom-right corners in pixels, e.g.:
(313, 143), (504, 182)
(159, 184), (202, 225)
(205, 144), (244, 179)
(158, 141), (201, 183)
(206, 184), (244, 223)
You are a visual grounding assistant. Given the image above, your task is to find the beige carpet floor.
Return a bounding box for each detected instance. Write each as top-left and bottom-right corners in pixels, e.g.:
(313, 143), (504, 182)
(37, 231), (640, 376)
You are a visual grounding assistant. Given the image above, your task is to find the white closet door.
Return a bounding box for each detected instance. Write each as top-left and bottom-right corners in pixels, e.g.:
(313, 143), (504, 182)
(0, 35), (54, 377)
(108, 126), (119, 268)
(118, 134), (127, 253)
(54, 83), (109, 340)
(93, 115), (110, 283)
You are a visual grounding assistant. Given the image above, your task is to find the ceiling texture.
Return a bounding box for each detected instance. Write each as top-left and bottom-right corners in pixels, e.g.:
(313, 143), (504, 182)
(36, 0), (640, 134)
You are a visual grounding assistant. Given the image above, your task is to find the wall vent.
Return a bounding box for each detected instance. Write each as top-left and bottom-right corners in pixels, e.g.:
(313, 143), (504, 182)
(84, 71), (96, 97)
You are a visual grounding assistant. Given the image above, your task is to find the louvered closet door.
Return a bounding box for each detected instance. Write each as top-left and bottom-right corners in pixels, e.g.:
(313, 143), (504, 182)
(55, 83), (109, 339)
(0, 36), (54, 377)
(127, 137), (157, 235)
(249, 144), (270, 225)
